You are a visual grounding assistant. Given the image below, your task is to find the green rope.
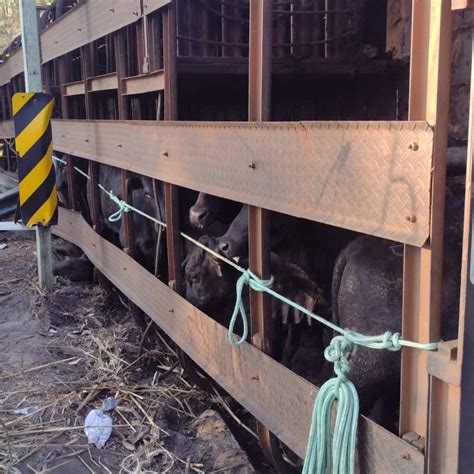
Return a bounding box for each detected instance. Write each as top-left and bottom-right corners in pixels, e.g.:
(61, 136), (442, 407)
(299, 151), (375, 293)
(229, 270), (439, 474)
(228, 270), (274, 345)
(303, 335), (358, 474)
(105, 190), (132, 222)
(229, 268), (438, 352)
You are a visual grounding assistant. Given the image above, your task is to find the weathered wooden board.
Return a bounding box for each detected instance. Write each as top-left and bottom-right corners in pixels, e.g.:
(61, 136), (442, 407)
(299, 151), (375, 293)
(40, 0), (141, 66)
(452, 0), (474, 9)
(0, 49), (23, 86)
(64, 81), (86, 97)
(122, 70), (165, 95)
(88, 73), (119, 93)
(51, 119), (434, 246)
(0, 0), (172, 86)
(53, 208), (424, 473)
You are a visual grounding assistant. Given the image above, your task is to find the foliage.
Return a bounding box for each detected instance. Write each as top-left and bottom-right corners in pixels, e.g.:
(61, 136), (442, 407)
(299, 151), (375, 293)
(0, 0), (54, 52)
(0, 0), (19, 52)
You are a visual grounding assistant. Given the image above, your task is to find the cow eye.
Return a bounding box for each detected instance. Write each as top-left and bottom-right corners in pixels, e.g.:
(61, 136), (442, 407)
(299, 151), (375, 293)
(144, 192), (153, 199)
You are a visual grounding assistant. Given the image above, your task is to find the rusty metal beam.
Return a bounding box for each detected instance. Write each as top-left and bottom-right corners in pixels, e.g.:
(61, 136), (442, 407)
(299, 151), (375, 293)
(57, 54), (78, 211)
(87, 73), (118, 93)
(163, 1), (180, 290)
(400, 0), (453, 460)
(50, 118), (434, 246)
(457, 29), (474, 474)
(63, 81), (86, 97)
(122, 70), (165, 95)
(248, 1), (291, 471)
(115, 32), (130, 121)
(162, 1), (206, 385)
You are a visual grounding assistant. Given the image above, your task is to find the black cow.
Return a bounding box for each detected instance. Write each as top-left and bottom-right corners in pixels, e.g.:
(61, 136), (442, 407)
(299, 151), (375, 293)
(183, 236), (241, 323)
(189, 193), (242, 231)
(96, 165), (158, 273)
(331, 187), (463, 427)
(183, 232), (328, 375)
(53, 155), (89, 220)
(216, 205), (356, 295)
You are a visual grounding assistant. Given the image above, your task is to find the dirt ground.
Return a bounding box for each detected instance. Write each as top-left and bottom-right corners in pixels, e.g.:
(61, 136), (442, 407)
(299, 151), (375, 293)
(0, 231), (275, 473)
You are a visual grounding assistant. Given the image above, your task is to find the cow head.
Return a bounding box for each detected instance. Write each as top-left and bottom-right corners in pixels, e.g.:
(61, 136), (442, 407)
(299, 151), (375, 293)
(189, 193), (242, 231)
(189, 193), (220, 230)
(216, 205), (249, 259)
(183, 236), (238, 312)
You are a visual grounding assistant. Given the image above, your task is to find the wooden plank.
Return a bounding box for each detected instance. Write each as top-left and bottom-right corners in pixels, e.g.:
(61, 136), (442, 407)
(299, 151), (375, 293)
(51, 119), (434, 246)
(53, 207), (424, 474)
(88, 72), (119, 93)
(0, 48), (23, 87)
(452, 0), (474, 9)
(143, 1), (172, 15)
(0, 0), (145, 86)
(63, 80), (85, 97)
(122, 70), (165, 95)
(0, 120), (14, 138)
(40, 1), (142, 66)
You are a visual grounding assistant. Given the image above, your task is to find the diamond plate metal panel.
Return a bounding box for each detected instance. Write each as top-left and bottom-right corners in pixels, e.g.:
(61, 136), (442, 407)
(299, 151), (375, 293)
(52, 119), (434, 246)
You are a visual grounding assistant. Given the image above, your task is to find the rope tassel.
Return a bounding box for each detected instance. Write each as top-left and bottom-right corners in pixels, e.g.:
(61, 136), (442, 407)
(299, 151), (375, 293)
(303, 336), (359, 474)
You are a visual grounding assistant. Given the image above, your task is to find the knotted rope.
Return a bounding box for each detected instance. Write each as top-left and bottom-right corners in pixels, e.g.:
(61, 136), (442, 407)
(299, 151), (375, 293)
(303, 335), (358, 474)
(105, 190), (132, 222)
(228, 270), (274, 345)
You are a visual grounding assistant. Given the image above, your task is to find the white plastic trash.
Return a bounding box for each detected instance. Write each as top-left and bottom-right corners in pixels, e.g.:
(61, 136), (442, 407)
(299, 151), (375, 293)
(84, 409), (113, 448)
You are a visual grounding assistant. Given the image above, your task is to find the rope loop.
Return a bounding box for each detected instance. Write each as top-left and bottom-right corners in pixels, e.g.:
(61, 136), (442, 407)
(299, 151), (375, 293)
(227, 270), (274, 346)
(344, 330), (402, 352)
(107, 191), (132, 223)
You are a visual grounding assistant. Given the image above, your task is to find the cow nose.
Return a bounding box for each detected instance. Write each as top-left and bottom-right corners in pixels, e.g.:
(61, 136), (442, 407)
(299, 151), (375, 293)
(219, 240), (229, 254)
(190, 207), (209, 226)
(197, 210), (209, 222)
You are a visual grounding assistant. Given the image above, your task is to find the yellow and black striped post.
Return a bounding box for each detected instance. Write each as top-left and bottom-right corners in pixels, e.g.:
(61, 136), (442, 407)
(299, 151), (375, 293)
(12, 92), (58, 227)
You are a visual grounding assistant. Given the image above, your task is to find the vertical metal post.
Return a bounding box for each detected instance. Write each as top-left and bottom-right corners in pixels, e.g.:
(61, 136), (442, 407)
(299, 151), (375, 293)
(457, 29), (474, 474)
(248, 2), (293, 472)
(400, 0), (453, 449)
(115, 31), (134, 253)
(163, 2), (181, 292)
(19, 0), (54, 291)
(162, 1), (209, 388)
(57, 56), (76, 211)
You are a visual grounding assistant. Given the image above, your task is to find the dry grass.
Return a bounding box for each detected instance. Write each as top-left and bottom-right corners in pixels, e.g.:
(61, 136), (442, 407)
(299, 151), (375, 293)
(0, 321), (206, 473)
